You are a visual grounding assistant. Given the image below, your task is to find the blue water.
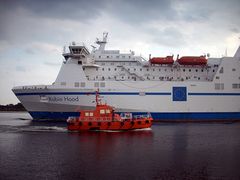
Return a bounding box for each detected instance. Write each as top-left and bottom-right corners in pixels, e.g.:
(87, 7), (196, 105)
(0, 112), (240, 180)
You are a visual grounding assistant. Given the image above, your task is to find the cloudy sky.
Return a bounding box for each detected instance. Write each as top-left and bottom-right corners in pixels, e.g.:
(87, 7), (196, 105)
(0, 0), (240, 104)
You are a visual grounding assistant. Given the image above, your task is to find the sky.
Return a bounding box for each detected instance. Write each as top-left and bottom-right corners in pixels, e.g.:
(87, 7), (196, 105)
(0, 0), (240, 105)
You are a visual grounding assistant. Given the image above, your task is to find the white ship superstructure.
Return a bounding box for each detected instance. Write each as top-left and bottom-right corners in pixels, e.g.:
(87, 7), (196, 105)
(12, 33), (240, 121)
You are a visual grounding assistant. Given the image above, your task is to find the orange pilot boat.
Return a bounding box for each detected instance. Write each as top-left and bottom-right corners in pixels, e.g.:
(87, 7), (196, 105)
(67, 91), (153, 131)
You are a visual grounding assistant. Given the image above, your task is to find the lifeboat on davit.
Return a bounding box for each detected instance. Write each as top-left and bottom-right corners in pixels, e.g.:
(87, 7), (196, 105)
(150, 56), (174, 65)
(177, 55), (207, 65)
(67, 90), (153, 131)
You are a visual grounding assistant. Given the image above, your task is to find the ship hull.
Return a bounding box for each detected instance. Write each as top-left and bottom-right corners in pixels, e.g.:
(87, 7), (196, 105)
(13, 83), (240, 122)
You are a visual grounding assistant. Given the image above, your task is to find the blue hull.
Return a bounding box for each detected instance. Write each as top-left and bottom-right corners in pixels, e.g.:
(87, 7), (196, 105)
(29, 111), (240, 122)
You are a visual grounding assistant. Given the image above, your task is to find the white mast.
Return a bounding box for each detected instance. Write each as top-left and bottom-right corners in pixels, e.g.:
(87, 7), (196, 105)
(96, 32), (108, 51)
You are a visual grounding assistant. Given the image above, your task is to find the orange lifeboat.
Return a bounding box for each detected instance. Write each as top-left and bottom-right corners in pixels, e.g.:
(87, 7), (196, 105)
(67, 91), (153, 131)
(177, 56), (207, 65)
(150, 56), (174, 65)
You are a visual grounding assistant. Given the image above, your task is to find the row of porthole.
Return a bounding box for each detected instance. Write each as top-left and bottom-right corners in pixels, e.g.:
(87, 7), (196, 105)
(79, 120), (150, 126)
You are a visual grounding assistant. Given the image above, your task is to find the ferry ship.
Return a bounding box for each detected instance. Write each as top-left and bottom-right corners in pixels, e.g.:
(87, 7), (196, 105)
(12, 33), (240, 121)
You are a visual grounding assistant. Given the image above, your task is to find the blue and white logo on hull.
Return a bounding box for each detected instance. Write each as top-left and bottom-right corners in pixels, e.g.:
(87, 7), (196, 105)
(173, 87), (187, 101)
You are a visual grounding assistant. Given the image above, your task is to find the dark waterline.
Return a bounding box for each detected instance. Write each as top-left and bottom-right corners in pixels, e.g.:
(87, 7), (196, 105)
(0, 112), (240, 180)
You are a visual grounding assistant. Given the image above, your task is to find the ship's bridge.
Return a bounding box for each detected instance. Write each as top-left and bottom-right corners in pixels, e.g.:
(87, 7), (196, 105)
(63, 42), (90, 60)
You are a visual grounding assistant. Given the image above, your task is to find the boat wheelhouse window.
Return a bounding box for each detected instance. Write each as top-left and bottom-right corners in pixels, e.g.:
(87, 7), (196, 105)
(85, 112), (89, 116)
(89, 112), (93, 116)
(78, 61), (82, 65)
(106, 109), (110, 114)
(100, 109), (105, 114)
(100, 82), (105, 87)
(74, 82), (80, 87)
(81, 82), (86, 87)
(61, 82), (66, 86)
(108, 68), (111, 71)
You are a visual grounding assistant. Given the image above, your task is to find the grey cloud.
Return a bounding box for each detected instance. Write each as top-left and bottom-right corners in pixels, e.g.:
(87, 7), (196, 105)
(147, 27), (186, 47)
(15, 66), (26, 72)
(0, 0), (105, 21)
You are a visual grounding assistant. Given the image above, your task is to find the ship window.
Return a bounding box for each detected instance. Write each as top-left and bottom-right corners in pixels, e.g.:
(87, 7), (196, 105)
(115, 68), (117, 71)
(61, 82), (66, 86)
(102, 76), (105, 80)
(189, 69), (191, 72)
(94, 82), (99, 87)
(159, 69), (161, 71)
(215, 83), (224, 90)
(116, 56), (119, 58)
(183, 69), (185, 72)
(89, 112), (93, 116)
(153, 77), (155, 79)
(215, 76), (220, 79)
(99, 56), (101, 58)
(232, 84), (240, 89)
(74, 82), (80, 87)
(219, 67), (224, 73)
(102, 68), (104, 71)
(165, 69), (167, 71)
(100, 109), (105, 114)
(78, 61), (82, 65)
(201, 69), (204, 72)
(108, 68), (111, 71)
(122, 56), (125, 58)
(128, 68), (130, 71)
(85, 112), (89, 116)
(213, 69), (215, 72)
(106, 109), (110, 114)
(100, 82), (105, 87)
(232, 68), (236, 71)
(81, 82), (85, 87)
(147, 69), (149, 71)
(140, 68), (142, 71)
(129, 56), (131, 58)
(196, 69), (198, 72)
(152, 69), (155, 71)
(171, 69), (173, 72)
(102, 63), (105, 65)
(107, 56), (109, 58)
